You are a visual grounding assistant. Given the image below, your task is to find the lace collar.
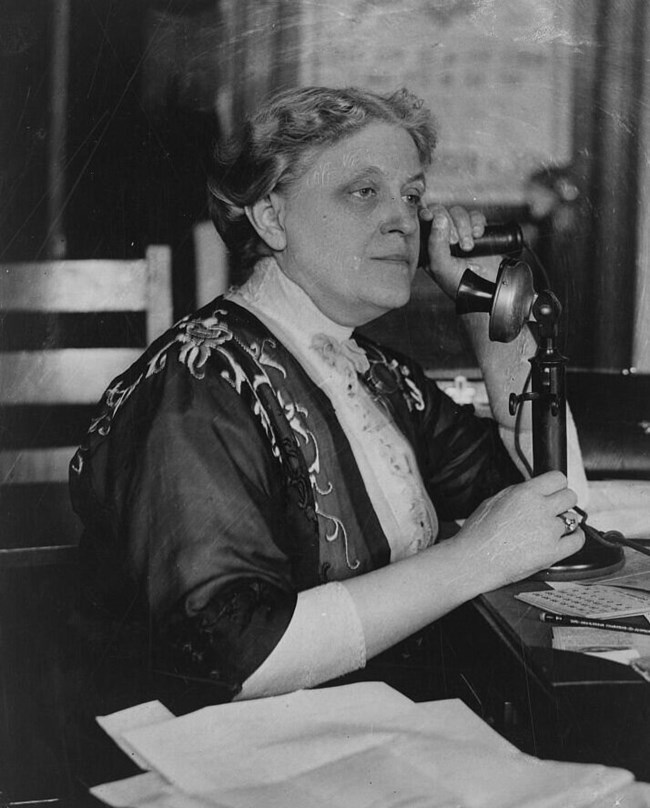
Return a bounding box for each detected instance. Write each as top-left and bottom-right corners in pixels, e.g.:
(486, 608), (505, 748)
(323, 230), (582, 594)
(228, 257), (354, 348)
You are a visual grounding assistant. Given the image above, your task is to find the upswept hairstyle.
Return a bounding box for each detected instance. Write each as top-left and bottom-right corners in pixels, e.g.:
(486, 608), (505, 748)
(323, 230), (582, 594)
(207, 86), (437, 273)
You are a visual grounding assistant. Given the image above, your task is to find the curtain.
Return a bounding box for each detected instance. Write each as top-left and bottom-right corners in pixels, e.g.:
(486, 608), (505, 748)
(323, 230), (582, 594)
(217, 0), (301, 137)
(571, 0), (647, 371)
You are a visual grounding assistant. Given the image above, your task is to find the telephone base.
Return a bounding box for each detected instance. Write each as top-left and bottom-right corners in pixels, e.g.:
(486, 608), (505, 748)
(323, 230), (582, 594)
(531, 537), (625, 582)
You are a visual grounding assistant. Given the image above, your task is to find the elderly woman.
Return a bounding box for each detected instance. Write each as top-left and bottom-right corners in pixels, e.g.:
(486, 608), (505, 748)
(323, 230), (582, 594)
(70, 86), (586, 704)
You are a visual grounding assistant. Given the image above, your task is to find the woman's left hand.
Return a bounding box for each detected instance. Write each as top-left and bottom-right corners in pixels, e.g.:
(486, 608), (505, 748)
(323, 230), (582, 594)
(419, 203), (497, 300)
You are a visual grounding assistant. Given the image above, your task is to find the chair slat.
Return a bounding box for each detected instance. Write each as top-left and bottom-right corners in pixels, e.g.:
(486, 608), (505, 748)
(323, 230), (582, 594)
(0, 260), (149, 311)
(0, 446), (78, 484)
(0, 348), (142, 404)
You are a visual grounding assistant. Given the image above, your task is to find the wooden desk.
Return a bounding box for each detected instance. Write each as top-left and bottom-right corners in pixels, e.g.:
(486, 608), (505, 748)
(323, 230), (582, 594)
(439, 578), (650, 781)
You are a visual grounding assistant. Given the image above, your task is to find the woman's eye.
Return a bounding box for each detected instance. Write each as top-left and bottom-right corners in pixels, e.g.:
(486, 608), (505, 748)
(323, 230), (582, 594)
(404, 192), (422, 207)
(351, 187), (376, 200)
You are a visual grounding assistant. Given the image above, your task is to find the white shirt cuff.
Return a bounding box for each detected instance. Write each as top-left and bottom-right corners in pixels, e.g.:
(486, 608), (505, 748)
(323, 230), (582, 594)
(236, 581), (367, 700)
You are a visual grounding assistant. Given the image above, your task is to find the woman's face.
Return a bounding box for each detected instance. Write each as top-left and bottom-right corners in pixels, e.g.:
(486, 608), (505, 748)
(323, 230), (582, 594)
(275, 122), (425, 327)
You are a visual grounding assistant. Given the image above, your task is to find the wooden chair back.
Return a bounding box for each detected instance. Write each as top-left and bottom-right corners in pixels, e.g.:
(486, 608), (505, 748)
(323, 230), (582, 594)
(0, 245), (172, 567)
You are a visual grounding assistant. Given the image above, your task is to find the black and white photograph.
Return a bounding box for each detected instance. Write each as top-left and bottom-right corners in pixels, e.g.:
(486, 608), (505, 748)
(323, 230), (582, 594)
(2, 1), (650, 805)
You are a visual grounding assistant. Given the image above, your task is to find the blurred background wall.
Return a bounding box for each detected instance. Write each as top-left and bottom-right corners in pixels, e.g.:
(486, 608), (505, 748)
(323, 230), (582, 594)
(2, 0), (649, 371)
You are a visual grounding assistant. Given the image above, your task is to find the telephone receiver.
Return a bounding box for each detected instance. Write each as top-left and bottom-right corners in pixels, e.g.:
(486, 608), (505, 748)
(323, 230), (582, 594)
(420, 220), (537, 343)
(419, 219), (524, 265)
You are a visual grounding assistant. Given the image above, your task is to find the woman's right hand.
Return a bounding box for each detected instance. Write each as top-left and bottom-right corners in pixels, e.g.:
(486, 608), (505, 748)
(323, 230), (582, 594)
(450, 471), (585, 592)
(420, 203), (498, 300)
(341, 470), (584, 662)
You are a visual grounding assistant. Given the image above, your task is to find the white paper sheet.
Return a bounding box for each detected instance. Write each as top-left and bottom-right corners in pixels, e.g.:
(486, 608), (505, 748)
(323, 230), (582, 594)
(106, 683), (634, 808)
(91, 771), (218, 808)
(96, 700), (175, 771)
(118, 682), (414, 793)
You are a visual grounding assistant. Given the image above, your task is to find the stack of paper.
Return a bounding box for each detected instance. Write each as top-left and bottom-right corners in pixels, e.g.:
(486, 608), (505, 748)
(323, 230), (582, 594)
(91, 681), (648, 808)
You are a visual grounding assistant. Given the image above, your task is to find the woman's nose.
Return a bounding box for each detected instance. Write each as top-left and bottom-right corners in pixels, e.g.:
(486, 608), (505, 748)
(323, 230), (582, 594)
(380, 197), (418, 236)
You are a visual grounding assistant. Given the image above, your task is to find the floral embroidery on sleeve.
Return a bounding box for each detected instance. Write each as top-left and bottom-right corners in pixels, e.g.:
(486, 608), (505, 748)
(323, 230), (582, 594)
(84, 311), (234, 438)
(176, 316), (233, 379)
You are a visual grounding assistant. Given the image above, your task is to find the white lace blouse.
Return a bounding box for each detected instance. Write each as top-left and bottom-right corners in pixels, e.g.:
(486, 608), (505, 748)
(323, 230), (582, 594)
(227, 257), (439, 699)
(228, 257), (438, 563)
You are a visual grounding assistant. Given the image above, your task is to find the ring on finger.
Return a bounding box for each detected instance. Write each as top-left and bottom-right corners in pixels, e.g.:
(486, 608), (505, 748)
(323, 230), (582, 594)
(559, 512), (579, 535)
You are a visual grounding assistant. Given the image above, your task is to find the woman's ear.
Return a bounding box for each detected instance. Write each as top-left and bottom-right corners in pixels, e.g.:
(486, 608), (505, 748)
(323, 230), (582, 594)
(245, 193), (287, 251)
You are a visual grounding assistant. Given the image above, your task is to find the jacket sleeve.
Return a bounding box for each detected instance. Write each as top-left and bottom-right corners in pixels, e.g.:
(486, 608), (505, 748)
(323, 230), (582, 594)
(409, 367), (525, 520)
(72, 359), (301, 697)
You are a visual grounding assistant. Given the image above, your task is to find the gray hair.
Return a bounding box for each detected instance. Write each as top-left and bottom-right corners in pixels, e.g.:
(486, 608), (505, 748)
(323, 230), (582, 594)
(207, 86), (437, 273)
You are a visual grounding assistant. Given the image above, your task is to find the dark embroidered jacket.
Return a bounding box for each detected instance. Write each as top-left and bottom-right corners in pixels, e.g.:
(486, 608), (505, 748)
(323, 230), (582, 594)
(69, 298), (522, 700)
